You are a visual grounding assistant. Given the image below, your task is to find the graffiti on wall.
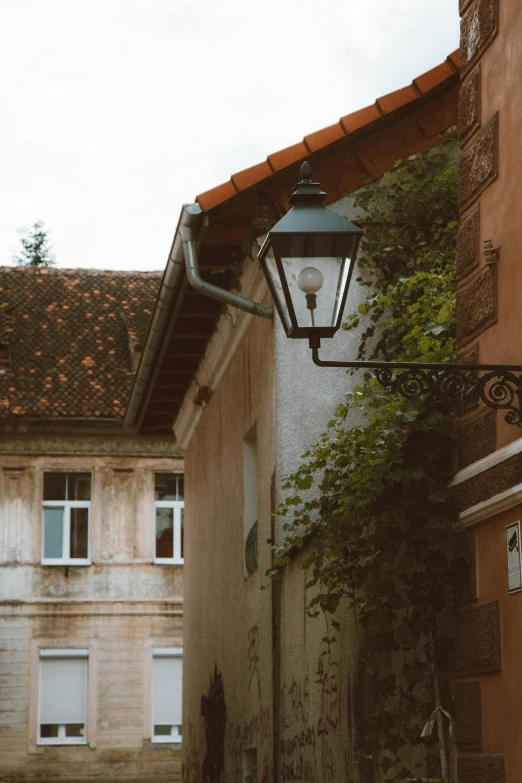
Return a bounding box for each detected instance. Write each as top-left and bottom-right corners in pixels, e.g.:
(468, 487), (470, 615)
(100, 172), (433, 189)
(201, 665), (227, 783)
(225, 705), (272, 783)
(279, 655), (341, 783)
(281, 675), (310, 729)
(247, 625), (262, 701)
(317, 655), (339, 736)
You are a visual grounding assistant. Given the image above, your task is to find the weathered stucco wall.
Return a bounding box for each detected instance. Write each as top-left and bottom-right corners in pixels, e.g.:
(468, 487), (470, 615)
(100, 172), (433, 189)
(278, 551), (358, 783)
(182, 194), (366, 782)
(0, 440), (183, 783)
(183, 308), (274, 783)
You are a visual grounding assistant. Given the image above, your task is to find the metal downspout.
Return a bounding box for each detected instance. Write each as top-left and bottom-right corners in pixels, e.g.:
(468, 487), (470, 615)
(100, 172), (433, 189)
(124, 202), (272, 429)
(123, 203), (203, 429)
(180, 226), (273, 320)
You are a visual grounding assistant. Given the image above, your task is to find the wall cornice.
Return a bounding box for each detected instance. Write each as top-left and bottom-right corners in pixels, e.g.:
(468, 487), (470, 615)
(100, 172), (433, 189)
(0, 434), (181, 458)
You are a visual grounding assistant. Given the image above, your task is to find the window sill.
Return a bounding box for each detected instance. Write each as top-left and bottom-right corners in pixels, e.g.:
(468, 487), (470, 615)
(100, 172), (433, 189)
(154, 559), (184, 565)
(41, 560), (91, 567)
(37, 738), (87, 746)
(151, 736), (182, 745)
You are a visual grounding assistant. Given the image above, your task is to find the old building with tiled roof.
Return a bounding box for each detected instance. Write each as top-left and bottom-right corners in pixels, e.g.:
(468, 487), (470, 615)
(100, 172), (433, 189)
(0, 266), (159, 421)
(0, 267), (184, 783)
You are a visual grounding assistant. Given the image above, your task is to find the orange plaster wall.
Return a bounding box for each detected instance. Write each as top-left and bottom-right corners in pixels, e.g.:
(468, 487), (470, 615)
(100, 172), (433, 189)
(469, 0), (522, 449)
(468, 505), (522, 771)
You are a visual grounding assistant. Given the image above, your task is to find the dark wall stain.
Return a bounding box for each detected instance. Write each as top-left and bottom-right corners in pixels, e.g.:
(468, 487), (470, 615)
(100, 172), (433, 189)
(201, 664), (227, 783)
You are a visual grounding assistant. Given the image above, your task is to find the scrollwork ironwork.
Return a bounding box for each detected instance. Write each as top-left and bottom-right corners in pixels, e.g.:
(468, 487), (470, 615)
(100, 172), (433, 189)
(310, 347), (522, 426)
(374, 367), (522, 426)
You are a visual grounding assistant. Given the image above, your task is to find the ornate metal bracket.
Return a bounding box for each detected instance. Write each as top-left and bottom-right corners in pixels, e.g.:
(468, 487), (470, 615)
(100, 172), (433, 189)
(311, 347), (522, 426)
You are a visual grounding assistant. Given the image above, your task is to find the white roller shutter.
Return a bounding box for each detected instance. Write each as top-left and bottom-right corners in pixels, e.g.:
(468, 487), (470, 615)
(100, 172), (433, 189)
(153, 655), (182, 726)
(39, 655), (87, 725)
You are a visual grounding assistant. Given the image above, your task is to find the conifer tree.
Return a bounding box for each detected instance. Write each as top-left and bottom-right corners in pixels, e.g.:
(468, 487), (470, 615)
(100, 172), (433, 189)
(12, 221), (55, 266)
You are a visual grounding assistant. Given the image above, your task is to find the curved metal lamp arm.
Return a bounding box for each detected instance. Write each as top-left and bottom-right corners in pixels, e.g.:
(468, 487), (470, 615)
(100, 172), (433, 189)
(311, 346), (522, 426)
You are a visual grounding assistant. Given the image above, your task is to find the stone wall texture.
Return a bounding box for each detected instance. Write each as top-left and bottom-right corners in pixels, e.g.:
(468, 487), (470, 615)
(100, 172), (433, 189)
(456, 262), (497, 345)
(455, 680), (482, 751)
(457, 407), (496, 470)
(452, 450), (522, 512)
(456, 204), (480, 279)
(458, 754), (505, 783)
(458, 67), (481, 143)
(458, 113), (498, 209)
(455, 601), (502, 676)
(460, 0), (498, 75)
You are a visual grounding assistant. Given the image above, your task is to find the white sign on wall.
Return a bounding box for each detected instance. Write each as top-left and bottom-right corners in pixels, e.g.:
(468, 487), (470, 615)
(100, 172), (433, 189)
(506, 521), (522, 593)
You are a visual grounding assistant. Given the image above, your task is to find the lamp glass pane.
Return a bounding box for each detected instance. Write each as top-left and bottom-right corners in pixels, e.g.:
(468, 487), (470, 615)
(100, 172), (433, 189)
(261, 251), (293, 332)
(282, 256), (351, 330)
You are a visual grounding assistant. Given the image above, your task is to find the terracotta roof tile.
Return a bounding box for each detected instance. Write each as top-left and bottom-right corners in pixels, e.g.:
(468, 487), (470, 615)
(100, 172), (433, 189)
(377, 84), (418, 115)
(268, 141), (309, 172)
(304, 122), (345, 153)
(340, 103), (382, 134)
(0, 267), (161, 422)
(195, 51), (459, 212)
(448, 49), (460, 68)
(197, 180), (238, 212)
(414, 60), (456, 94)
(231, 161), (274, 192)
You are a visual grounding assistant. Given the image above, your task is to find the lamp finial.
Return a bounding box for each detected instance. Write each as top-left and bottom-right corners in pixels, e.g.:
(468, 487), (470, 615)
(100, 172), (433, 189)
(300, 161), (312, 181)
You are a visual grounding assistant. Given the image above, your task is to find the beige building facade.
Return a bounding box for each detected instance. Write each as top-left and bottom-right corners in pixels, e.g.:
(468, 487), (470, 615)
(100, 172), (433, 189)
(0, 268), (184, 782)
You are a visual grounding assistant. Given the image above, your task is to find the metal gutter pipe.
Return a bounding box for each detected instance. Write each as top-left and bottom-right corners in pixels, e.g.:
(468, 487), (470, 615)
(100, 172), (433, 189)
(124, 202), (272, 429)
(123, 203), (203, 429)
(180, 226), (273, 320)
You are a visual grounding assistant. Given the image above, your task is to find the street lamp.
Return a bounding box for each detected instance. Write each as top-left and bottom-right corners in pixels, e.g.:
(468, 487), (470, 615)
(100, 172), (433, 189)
(258, 162), (522, 426)
(257, 162), (363, 340)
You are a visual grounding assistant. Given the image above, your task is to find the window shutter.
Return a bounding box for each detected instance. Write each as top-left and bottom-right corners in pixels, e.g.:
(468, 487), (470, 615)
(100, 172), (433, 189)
(153, 656), (182, 726)
(40, 656), (87, 724)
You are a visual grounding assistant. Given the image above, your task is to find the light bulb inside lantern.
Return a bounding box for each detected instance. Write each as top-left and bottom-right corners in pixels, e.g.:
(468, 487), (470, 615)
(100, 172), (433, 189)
(296, 266), (324, 294)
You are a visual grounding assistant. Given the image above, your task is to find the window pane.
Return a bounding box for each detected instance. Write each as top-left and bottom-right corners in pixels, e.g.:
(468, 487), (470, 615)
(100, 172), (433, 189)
(154, 725), (173, 736)
(180, 508), (184, 559)
(43, 508), (64, 559)
(70, 508), (89, 559)
(154, 474), (177, 500)
(177, 474), (184, 501)
(66, 724), (84, 737)
(156, 508), (174, 558)
(43, 473), (66, 501)
(40, 724), (59, 738)
(68, 473), (91, 501)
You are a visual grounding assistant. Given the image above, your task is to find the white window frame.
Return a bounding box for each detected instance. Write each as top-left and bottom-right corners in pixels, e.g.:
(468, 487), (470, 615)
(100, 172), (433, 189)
(151, 647), (182, 743)
(42, 474), (91, 566)
(154, 493), (184, 565)
(37, 649), (89, 746)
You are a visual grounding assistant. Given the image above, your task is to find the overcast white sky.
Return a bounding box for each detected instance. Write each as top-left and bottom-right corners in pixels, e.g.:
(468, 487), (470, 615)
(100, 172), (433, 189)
(0, 0), (459, 272)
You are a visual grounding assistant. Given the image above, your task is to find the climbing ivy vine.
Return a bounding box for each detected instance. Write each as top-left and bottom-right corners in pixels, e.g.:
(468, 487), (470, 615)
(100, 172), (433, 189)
(271, 141), (461, 781)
